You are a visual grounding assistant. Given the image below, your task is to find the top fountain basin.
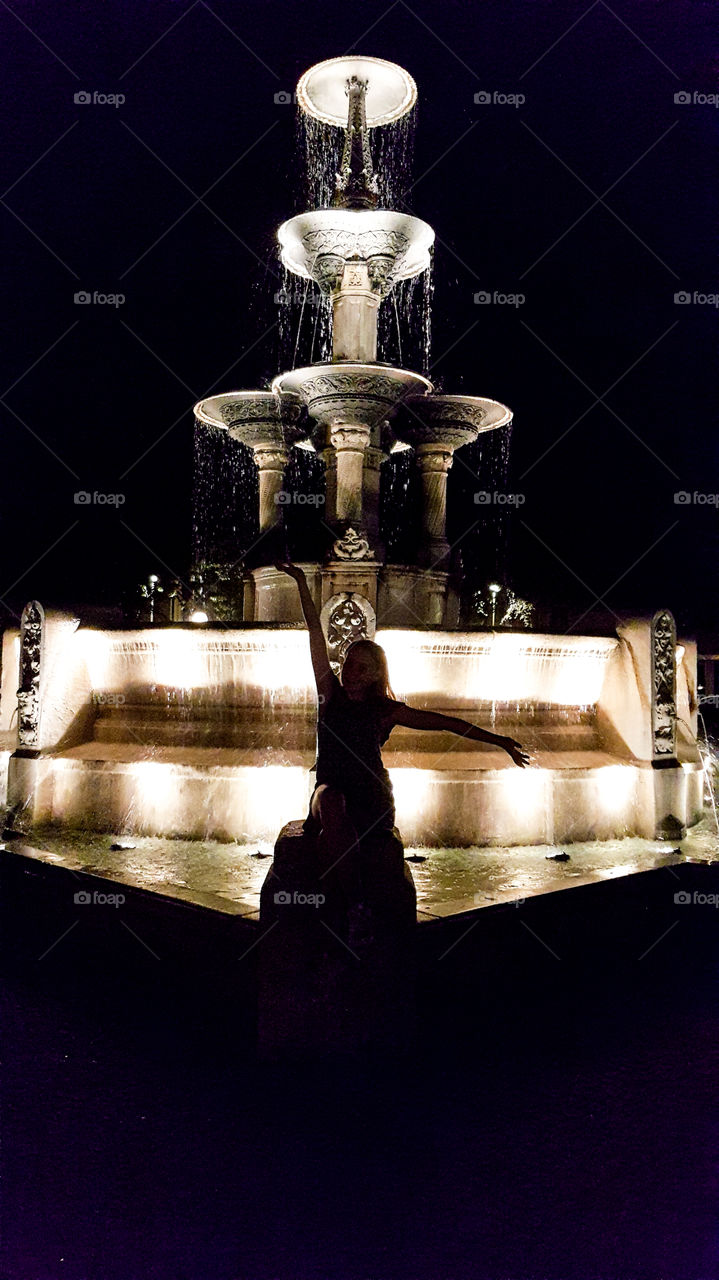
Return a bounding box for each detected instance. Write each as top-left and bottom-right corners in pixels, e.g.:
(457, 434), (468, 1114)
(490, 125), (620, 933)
(393, 394), (513, 451)
(193, 391), (309, 450)
(296, 56), (417, 127)
(278, 210), (434, 290)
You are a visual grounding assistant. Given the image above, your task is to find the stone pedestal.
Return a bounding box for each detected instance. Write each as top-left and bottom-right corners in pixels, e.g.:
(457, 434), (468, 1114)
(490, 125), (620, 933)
(257, 819), (417, 1060)
(333, 261), (381, 362)
(414, 444), (453, 569)
(653, 759), (688, 841)
(253, 444), (290, 535)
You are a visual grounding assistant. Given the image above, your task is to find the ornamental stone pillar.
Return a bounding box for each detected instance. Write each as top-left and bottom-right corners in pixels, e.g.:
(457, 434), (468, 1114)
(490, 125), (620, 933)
(414, 444), (454, 569)
(328, 423), (370, 528)
(252, 445), (290, 533)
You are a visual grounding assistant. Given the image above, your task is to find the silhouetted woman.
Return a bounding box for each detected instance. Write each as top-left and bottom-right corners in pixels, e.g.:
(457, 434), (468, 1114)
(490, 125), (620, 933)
(275, 561), (529, 941)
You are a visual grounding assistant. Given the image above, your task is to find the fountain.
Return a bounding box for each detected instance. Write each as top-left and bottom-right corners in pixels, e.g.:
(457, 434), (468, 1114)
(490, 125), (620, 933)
(0, 57), (704, 851)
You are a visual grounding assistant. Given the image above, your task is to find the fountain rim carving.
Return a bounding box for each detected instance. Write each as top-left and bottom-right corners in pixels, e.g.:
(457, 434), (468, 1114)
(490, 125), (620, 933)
(296, 55), (417, 127)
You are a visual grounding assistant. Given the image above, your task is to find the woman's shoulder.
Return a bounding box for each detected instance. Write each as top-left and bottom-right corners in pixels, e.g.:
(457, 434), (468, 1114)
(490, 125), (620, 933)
(374, 694), (407, 722)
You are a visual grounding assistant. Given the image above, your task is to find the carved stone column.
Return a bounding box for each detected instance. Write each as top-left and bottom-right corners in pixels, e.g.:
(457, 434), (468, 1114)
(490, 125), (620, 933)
(333, 261), (381, 362)
(650, 609), (687, 840)
(7, 600), (46, 829)
(414, 444), (454, 569)
(252, 445), (290, 533)
(329, 423), (370, 528)
(362, 444), (387, 559)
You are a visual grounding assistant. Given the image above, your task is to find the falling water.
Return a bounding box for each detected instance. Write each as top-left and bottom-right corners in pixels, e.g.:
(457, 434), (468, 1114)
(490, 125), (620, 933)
(191, 421), (257, 572)
(296, 106), (417, 211)
(445, 421), (515, 591)
(282, 447), (327, 562)
(371, 107), (417, 209)
(297, 114), (344, 211)
(381, 448), (421, 564)
(377, 256), (433, 374)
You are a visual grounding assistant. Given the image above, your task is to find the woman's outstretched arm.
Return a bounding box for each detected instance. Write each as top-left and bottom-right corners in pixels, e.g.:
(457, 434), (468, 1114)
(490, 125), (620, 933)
(274, 562), (335, 700)
(392, 703), (531, 767)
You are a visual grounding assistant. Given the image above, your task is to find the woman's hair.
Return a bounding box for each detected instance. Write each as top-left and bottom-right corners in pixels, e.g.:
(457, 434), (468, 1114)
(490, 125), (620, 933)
(342, 639), (398, 701)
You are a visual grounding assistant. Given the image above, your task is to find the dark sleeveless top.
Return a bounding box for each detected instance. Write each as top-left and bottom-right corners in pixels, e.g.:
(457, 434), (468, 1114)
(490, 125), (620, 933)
(304, 672), (406, 837)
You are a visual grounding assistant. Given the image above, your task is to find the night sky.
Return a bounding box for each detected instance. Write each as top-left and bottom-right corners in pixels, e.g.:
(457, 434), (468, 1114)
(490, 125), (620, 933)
(1, 0), (716, 638)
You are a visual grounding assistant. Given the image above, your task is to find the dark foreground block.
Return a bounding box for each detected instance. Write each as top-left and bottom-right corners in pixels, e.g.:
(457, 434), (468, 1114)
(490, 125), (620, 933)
(257, 820), (417, 1059)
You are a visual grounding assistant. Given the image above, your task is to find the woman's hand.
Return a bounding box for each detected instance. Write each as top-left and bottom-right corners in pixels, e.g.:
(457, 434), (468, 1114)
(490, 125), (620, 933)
(274, 561), (306, 582)
(502, 736), (531, 768)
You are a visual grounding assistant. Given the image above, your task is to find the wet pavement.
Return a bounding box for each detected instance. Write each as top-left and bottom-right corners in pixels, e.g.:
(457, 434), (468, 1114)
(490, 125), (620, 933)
(2, 814), (718, 923)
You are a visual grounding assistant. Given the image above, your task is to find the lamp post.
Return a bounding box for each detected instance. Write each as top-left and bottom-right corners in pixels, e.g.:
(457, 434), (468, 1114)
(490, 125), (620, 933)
(488, 582), (501, 628)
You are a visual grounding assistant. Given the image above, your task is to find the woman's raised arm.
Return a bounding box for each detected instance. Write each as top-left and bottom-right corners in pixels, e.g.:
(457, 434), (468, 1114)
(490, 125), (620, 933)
(392, 702), (530, 767)
(274, 562), (336, 701)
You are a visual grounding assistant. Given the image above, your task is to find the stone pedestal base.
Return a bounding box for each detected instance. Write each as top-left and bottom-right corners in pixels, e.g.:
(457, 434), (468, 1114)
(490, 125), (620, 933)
(653, 759), (688, 840)
(257, 819), (416, 1060)
(6, 752), (50, 829)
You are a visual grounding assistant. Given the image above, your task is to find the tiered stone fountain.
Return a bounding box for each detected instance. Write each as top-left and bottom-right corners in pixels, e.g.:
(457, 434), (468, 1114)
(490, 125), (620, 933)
(0, 56), (704, 848)
(194, 55), (511, 635)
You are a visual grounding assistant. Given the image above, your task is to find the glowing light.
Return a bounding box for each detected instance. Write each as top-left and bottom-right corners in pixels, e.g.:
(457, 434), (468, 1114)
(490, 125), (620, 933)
(296, 56), (417, 127)
(389, 767), (433, 828)
(189, 611), (209, 624)
(594, 764), (636, 814)
(500, 763), (548, 819)
(376, 630), (617, 705)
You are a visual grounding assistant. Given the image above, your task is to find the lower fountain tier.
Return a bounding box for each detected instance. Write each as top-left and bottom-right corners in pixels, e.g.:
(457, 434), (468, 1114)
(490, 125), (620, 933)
(0, 621), (702, 847)
(2, 745), (704, 846)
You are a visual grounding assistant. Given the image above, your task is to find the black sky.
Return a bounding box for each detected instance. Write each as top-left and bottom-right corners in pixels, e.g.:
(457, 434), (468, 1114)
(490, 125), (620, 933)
(1, 0), (716, 637)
